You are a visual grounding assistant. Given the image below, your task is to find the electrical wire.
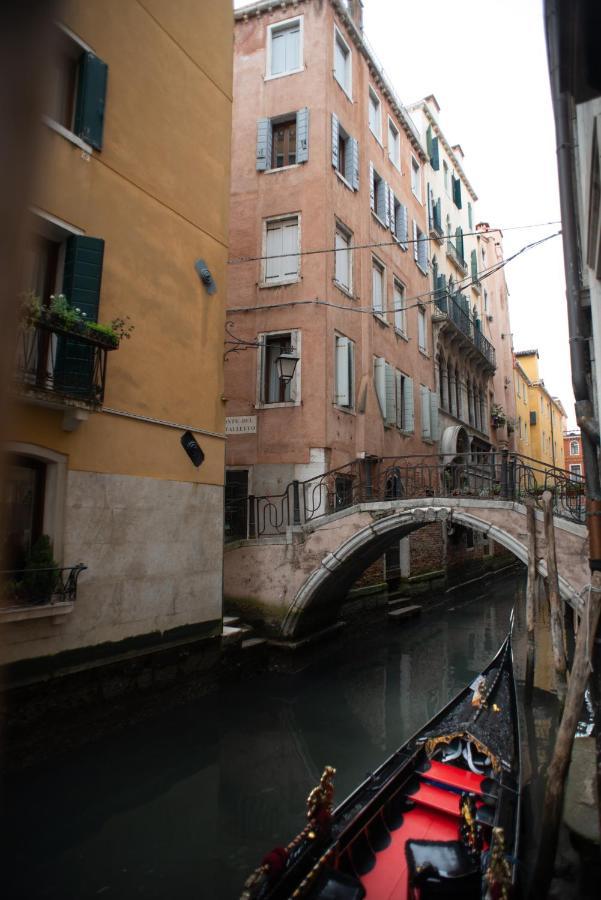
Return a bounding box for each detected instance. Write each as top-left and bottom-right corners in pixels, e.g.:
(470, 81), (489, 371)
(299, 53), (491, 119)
(226, 230), (561, 318)
(227, 220), (561, 265)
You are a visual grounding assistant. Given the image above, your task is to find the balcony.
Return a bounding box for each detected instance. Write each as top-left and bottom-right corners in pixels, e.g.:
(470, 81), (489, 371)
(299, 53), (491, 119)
(433, 290), (496, 370)
(428, 205), (445, 244)
(0, 563), (86, 622)
(14, 313), (118, 410)
(446, 238), (468, 274)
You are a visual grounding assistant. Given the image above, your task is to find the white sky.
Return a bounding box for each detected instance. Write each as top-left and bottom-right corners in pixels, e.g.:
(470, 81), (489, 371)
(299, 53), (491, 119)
(233, 0), (575, 426)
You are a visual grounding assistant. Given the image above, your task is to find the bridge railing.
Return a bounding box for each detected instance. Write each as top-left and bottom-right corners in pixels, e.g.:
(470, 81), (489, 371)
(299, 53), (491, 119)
(224, 452), (585, 540)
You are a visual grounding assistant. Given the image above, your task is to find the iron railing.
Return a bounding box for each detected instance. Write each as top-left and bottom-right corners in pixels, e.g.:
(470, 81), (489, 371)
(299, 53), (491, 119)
(224, 451), (586, 540)
(446, 238), (467, 272)
(433, 291), (496, 369)
(1, 564), (87, 608)
(14, 318), (115, 406)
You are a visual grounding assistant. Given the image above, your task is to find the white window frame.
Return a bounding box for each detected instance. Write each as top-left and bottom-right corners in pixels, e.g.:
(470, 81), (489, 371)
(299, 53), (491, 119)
(418, 305), (427, 353)
(371, 164), (387, 224)
(411, 156), (421, 200)
(569, 464), (582, 479)
(393, 278), (406, 335)
(266, 15), (304, 80)
(261, 213), (301, 286)
(256, 328), (301, 408)
(570, 440), (579, 455)
(368, 86), (382, 142)
(388, 117), (400, 170)
(334, 221), (353, 293)
(333, 26), (352, 99)
(334, 332), (355, 411)
(371, 256), (386, 318)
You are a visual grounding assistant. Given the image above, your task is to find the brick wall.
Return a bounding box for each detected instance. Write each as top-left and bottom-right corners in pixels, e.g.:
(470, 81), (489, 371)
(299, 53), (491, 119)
(410, 523), (446, 575)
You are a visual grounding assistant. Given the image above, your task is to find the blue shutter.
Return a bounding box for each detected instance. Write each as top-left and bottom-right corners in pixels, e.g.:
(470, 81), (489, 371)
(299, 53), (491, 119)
(351, 138), (360, 190)
(256, 118), (272, 170)
(399, 204), (408, 248)
(54, 236), (105, 398)
(74, 53), (108, 150)
(296, 107), (309, 163)
(331, 113), (339, 169)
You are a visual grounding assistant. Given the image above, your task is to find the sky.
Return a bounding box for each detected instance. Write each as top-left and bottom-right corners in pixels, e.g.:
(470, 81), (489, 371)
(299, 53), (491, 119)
(233, 0), (575, 426)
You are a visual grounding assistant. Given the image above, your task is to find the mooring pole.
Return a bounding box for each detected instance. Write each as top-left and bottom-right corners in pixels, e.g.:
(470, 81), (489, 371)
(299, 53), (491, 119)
(524, 500), (538, 706)
(542, 490), (567, 684)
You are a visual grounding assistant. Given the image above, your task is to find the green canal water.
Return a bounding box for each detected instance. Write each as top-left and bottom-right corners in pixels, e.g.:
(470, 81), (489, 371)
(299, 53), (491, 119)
(2, 571), (565, 899)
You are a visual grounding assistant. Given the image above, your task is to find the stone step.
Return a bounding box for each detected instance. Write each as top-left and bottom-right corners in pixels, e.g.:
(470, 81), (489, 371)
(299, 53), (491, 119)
(223, 615), (241, 627)
(388, 605), (422, 622)
(241, 637), (268, 650)
(221, 625), (245, 645)
(387, 595), (412, 610)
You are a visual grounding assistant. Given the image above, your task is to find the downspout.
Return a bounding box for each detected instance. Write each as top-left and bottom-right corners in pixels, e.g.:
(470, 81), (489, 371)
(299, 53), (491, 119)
(545, 0), (601, 567)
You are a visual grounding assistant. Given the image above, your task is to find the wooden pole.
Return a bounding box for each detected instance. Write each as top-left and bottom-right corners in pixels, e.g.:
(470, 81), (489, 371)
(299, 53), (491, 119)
(542, 490), (567, 682)
(524, 500), (537, 706)
(529, 571), (601, 899)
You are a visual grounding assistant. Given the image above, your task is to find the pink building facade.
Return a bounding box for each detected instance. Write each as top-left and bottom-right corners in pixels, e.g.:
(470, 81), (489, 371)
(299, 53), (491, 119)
(225, 0), (436, 524)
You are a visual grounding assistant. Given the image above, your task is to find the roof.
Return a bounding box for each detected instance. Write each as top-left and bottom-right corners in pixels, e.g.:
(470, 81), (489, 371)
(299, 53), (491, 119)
(514, 349), (539, 358)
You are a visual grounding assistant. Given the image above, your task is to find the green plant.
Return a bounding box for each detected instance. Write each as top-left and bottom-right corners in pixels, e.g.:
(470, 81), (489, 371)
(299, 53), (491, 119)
(49, 293), (85, 327)
(19, 290), (42, 324)
(19, 290), (134, 346)
(22, 535), (59, 604)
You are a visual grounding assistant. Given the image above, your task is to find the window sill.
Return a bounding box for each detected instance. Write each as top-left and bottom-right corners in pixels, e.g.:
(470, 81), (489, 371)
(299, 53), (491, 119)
(416, 261), (429, 276)
(369, 128), (383, 147)
(373, 312), (389, 326)
(389, 157), (401, 172)
(333, 279), (355, 299)
(333, 76), (353, 102)
(43, 116), (93, 155)
(255, 401), (300, 409)
(0, 600), (74, 624)
(412, 189), (422, 204)
(394, 329), (409, 342)
(418, 348), (430, 358)
(421, 438), (435, 445)
(334, 404), (356, 416)
(371, 210), (388, 229)
(264, 164), (301, 175)
(258, 277), (301, 289)
(264, 66), (305, 82)
(399, 429), (415, 436)
(334, 169), (354, 191)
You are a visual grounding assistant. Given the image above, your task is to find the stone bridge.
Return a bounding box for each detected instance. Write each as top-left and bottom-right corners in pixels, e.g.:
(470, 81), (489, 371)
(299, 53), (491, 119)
(224, 497), (589, 639)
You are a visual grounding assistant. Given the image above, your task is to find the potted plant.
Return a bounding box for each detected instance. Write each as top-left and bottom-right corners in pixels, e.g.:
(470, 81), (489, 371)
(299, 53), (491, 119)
(490, 403), (507, 429)
(20, 292), (134, 348)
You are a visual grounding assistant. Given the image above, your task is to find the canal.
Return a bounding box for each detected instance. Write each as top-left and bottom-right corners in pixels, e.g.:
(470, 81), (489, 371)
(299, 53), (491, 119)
(3, 570), (563, 899)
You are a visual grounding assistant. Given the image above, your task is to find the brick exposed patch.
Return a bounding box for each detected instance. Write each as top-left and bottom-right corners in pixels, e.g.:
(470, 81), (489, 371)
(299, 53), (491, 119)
(410, 522), (445, 575)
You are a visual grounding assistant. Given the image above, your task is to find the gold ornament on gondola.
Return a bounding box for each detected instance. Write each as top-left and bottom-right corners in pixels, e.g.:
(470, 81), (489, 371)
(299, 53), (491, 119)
(485, 826), (512, 900)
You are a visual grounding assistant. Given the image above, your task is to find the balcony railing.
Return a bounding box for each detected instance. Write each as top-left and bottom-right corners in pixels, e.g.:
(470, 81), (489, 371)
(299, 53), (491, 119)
(14, 316), (117, 406)
(1, 564), (86, 609)
(446, 238), (467, 272)
(434, 291), (496, 369)
(429, 212), (445, 241)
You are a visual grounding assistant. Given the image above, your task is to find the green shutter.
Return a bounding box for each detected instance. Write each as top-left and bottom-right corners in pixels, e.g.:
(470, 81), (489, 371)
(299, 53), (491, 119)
(471, 249), (478, 280)
(431, 136), (440, 170)
(452, 174), (462, 209)
(74, 53), (108, 150)
(426, 124), (433, 157)
(54, 236), (105, 398)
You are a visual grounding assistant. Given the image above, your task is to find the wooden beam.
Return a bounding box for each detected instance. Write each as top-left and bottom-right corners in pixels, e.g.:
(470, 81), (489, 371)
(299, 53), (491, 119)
(542, 490), (567, 682)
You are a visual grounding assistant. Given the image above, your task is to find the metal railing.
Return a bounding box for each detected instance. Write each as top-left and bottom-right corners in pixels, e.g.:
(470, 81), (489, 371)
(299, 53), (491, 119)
(433, 291), (496, 369)
(1, 564), (87, 608)
(14, 318), (114, 406)
(224, 451), (585, 540)
(446, 238), (467, 272)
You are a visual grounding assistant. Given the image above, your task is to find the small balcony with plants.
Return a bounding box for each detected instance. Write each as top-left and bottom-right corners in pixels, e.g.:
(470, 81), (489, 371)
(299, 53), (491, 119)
(14, 293), (133, 412)
(432, 275), (496, 371)
(1, 535), (86, 623)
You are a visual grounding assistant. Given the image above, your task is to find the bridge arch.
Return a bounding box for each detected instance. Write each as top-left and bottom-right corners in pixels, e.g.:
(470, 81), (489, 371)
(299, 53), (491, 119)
(281, 503), (586, 638)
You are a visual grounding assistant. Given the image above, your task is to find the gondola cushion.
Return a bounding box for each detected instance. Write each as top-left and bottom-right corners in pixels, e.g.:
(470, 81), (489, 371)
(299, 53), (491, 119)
(405, 840), (480, 896)
(311, 867), (366, 899)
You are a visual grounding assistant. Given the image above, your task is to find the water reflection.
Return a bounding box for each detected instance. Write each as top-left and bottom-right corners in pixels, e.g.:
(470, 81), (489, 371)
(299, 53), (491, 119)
(2, 571), (563, 899)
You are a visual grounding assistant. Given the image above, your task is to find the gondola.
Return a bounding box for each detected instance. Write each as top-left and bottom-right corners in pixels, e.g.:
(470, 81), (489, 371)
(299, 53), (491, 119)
(241, 633), (521, 900)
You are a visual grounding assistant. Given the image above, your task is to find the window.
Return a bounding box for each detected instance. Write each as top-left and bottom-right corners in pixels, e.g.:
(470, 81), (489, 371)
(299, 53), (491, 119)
(370, 163), (388, 224)
(570, 440), (579, 455)
(267, 17), (302, 77)
(368, 87), (381, 141)
(452, 173), (463, 209)
(390, 192), (408, 247)
(418, 306), (427, 352)
(46, 27), (108, 150)
(466, 529), (475, 550)
(393, 279), (406, 333)
(371, 257), (385, 316)
(2, 455), (47, 571)
(484, 289), (488, 312)
(335, 334), (355, 409)
(411, 157), (421, 198)
(468, 202), (473, 230)
(570, 464), (582, 479)
(256, 109), (309, 170)
(333, 27), (352, 96)
(259, 331), (299, 404)
(335, 224), (352, 291)
(388, 118), (400, 169)
(263, 216), (300, 284)
(395, 371), (414, 432)
(331, 114), (359, 189)
(443, 161), (449, 193)
(413, 222), (428, 274)
(420, 385), (438, 440)
(374, 358), (415, 432)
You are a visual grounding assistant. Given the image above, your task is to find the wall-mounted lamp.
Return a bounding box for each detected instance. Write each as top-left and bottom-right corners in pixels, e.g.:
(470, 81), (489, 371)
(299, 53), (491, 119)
(224, 321), (299, 384)
(181, 430), (205, 467)
(195, 259), (216, 295)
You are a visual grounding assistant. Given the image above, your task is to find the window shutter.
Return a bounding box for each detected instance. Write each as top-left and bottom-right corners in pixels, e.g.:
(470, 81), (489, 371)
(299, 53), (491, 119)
(374, 357), (386, 419)
(385, 363), (396, 426)
(335, 337), (350, 406)
(265, 223), (282, 281)
(290, 330), (300, 401)
(55, 235), (105, 396)
(404, 377), (414, 432)
(431, 136), (440, 170)
(427, 185), (433, 226)
(413, 220), (418, 260)
(395, 371), (403, 428)
(421, 385), (431, 438)
(282, 220), (299, 277)
(369, 161), (375, 210)
(351, 138), (360, 190)
(296, 107), (309, 163)
(389, 188), (396, 235)
(331, 113), (339, 170)
(258, 334), (266, 403)
(426, 124), (433, 158)
(256, 117), (272, 171)
(382, 179), (390, 227)
(74, 52), (108, 150)
(344, 136), (354, 184)
(456, 226), (464, 262)
(471, 249), (478, 280)
(452, 174), (462, 209)
(430, 391), (439, 441)
(418, 234), (428, 272)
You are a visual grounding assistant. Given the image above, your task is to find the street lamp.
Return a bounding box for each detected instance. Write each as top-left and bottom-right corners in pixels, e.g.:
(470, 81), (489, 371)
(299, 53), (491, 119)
(275, 346), (299, 385)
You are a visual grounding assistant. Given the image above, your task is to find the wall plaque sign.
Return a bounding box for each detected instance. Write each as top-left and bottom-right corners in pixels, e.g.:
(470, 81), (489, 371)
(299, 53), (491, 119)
(226, 416), (257, 434)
